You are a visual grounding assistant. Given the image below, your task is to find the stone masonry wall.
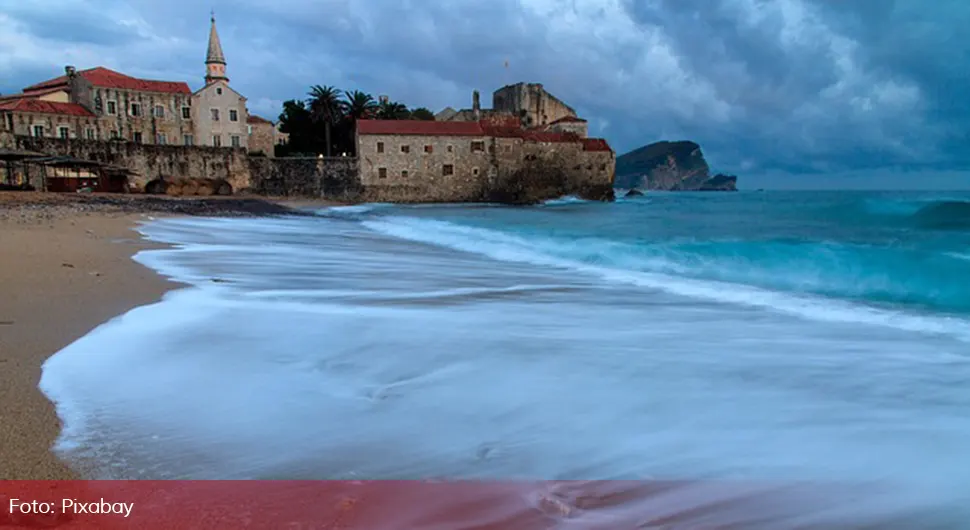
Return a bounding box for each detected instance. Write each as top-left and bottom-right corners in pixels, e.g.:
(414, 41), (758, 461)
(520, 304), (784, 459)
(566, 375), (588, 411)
(2, 129), (614, 204)
(4, 111), (101, 141)
(357, 133), (494, 202)
(492, 83), (577, 128)
(248, 156), (360, 200)
(89, 87), (195, 144)
(548, 120), (588, 138)
(247, 121), (276, 156)
(357, 132), (615, 204)
(11, 135), (251, 192)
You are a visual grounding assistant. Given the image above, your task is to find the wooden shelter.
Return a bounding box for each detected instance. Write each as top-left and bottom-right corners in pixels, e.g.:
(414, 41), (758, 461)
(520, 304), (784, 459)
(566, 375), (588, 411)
(31, 156), (133, 193)
(0, 148), (46, 190)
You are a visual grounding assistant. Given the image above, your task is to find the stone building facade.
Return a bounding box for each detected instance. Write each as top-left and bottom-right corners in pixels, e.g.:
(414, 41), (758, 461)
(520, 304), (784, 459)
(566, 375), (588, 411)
(0, 15), (261, 151)
(439, 83), (583, 133)
(247, 115), (287, 156)
(545, 116), (588, 138)
(492, 82), (577, 128)
(191, 16), (249, 149)
(4, 132), (251, 193)
(356, 117), (614, 203)
(2, 67), (194, 144)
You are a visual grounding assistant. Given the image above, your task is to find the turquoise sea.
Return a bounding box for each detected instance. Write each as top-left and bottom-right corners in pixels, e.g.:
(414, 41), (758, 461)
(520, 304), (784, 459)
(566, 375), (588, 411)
(41, 191), (970, 527)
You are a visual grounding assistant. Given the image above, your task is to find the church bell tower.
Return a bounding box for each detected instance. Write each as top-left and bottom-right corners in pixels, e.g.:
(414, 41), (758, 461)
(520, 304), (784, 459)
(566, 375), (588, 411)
(205, 13), (228, 84)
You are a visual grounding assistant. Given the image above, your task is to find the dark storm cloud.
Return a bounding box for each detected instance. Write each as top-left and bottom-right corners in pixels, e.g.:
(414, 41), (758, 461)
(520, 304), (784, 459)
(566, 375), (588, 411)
(1, 0), (967, 184)
(2, 3), (143, 46)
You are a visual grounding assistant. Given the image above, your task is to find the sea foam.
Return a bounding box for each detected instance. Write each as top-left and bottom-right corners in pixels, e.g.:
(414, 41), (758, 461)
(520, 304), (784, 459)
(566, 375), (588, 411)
(36, 201), (970, 524)
(362, 216), (970, 342)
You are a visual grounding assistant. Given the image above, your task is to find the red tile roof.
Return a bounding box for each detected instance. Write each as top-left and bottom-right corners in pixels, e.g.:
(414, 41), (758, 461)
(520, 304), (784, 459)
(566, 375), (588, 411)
(481, 114), (522, 128)
(357, 118), (611, 152)
(24, 67), (191, 95)
(581, 138), (612, 152)
(357, 120), (485, 136)
(520, 130), (582, 143)
(247, 115), (273, 124)
(0, 98), (95, 117)
(550, 116), (587, 124)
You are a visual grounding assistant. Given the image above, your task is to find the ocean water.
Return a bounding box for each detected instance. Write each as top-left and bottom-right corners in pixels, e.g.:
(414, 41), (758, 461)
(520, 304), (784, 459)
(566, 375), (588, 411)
(40, 191), (970, 526)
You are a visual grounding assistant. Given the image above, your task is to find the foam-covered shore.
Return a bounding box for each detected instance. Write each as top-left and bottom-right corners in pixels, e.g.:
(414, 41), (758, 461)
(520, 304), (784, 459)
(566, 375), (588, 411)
(0, 192), (322, 479)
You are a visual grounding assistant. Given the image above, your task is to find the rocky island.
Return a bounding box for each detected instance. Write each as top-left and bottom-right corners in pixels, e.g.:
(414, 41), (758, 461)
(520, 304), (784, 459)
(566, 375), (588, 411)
(615, 141), (738, 192)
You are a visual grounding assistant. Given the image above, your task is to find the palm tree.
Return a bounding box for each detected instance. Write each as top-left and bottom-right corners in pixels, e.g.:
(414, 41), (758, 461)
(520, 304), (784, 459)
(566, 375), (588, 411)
(307, 85), (342, 157)
(341, 90), (378, 121)
(377, 100), (410, 120)
(410, 107), (435, 121)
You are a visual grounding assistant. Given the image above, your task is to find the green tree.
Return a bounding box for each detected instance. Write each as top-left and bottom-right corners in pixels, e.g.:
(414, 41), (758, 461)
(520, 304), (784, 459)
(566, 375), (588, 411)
(307, 85), (343, 157)
(377, 100), (410, 120)
(277, 99), (315, 156)
(341, 90), (378, 121)
(410, 107), (435, 121)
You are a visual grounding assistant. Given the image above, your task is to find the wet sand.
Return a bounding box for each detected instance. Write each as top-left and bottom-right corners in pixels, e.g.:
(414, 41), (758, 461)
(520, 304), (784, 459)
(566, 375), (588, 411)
(0, 192), (311, 479)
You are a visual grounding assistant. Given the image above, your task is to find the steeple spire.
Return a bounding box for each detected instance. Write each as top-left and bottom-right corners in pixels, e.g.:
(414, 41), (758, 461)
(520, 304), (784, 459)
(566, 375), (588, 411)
(205, 12), (228, 84)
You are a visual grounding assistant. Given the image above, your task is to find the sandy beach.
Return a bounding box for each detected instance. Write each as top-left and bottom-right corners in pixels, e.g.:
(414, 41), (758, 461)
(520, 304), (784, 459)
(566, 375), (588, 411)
(0, 192), (307, 479)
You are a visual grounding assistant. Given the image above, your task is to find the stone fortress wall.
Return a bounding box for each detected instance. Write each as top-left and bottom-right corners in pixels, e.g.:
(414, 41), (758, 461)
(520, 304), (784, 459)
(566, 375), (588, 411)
(2, 80), (615, 204)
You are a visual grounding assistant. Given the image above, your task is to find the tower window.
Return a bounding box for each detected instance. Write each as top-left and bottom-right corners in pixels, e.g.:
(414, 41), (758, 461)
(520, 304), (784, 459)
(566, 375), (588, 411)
(216, 87), (223, 95)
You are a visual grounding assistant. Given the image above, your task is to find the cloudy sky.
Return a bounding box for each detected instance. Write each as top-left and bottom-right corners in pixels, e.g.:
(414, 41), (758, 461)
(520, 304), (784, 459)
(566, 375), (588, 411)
(1, 0), (967, 188)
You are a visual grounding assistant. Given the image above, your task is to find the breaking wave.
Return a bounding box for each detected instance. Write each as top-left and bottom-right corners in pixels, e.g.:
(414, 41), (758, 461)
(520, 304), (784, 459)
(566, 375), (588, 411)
(362, 216), (970, 341)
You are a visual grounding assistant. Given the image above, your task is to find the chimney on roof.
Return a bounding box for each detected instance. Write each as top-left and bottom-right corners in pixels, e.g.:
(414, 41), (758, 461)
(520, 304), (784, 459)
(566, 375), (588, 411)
(472, 90), (481, 112)
(64, 65), (92, 110)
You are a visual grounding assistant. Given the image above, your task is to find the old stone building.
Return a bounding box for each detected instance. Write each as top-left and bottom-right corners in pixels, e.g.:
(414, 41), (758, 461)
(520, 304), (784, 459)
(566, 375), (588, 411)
(438, 83), (585, 135)
(1, 67), (194, 144)
(356, 116), (614, 202)
(247, 115), (288, 156)
(492, 82), (578, 128)
(192, 15), (249, 149)
(0, 15), (249, 150)
(0, 97), (98, 140)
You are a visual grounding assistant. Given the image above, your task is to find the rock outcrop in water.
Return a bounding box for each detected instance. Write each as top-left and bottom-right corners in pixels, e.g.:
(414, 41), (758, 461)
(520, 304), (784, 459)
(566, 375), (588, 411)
(615, 141), (738, 191)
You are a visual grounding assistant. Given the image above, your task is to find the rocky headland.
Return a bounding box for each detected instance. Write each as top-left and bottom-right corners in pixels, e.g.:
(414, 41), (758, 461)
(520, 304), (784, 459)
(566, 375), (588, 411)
(615, 141), (738, 192)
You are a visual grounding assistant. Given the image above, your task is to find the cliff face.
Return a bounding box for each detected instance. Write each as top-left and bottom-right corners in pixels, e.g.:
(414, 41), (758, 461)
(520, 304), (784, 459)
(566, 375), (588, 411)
(615, 141), (737, 191)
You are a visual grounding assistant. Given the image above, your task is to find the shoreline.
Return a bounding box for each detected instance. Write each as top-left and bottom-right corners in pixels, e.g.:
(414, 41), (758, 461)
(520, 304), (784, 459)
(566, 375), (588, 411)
(0, 191), (321, 479)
